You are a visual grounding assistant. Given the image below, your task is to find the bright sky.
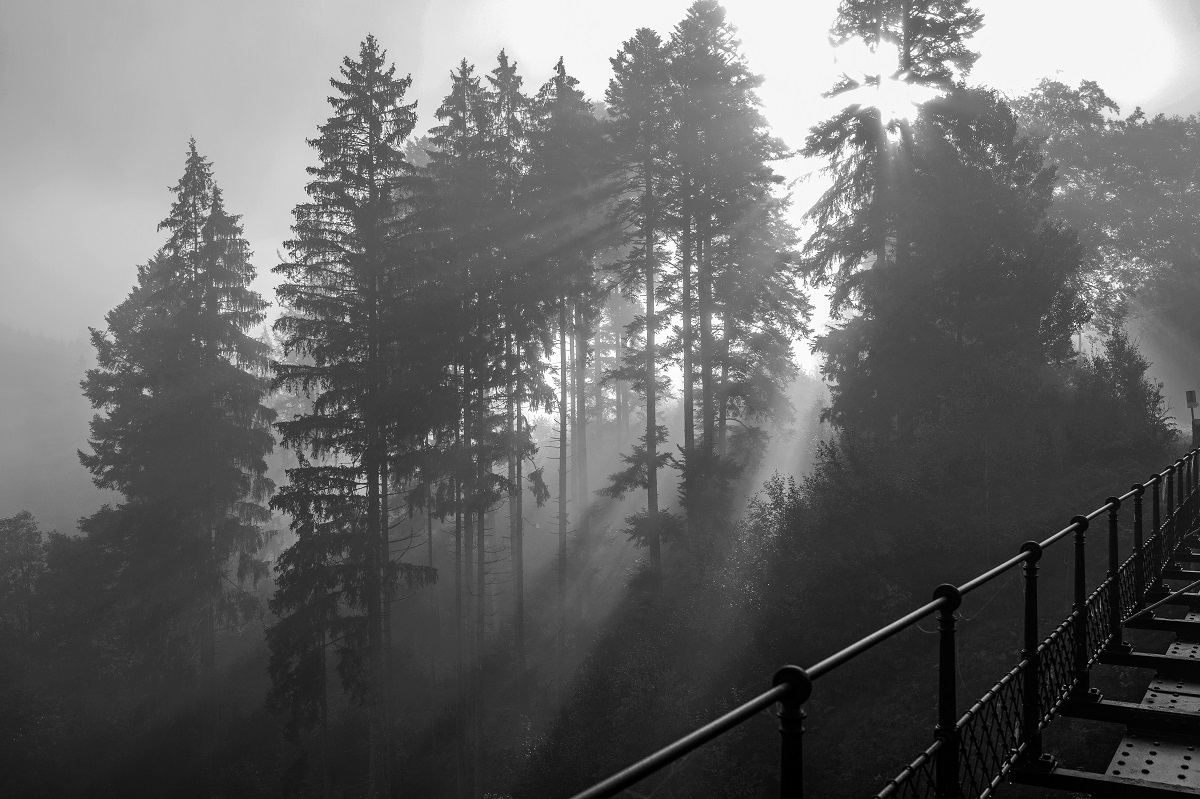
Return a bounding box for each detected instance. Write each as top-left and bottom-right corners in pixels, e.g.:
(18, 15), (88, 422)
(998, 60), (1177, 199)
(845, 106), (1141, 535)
(2, 0), (1198, 346)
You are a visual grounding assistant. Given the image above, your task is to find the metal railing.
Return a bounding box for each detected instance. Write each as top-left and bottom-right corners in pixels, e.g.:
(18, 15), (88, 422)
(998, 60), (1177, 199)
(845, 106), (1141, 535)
(567, 448), (1200, 799)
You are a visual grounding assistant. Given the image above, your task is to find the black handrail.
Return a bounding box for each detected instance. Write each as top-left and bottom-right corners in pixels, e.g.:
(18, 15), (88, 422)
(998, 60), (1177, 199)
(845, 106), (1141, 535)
(567, 447), (1200, 799)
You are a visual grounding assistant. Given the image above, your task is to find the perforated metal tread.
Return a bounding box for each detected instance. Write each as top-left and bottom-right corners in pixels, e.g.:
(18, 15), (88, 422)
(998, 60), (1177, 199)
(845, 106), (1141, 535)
(1105, 732), (1200, 786)
(1142, 687), (1200, 714)
(1150, 675), (1200, 697)
(1167, 640), (1200, 659)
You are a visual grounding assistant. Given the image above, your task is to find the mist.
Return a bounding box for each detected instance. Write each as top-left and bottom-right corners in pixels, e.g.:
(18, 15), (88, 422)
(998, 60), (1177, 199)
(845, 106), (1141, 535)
(3, 2), (1200, 798)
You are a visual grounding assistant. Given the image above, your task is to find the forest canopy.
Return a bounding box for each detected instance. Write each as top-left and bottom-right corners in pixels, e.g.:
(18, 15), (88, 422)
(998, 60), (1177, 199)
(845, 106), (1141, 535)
(2, 2), (1197, 798)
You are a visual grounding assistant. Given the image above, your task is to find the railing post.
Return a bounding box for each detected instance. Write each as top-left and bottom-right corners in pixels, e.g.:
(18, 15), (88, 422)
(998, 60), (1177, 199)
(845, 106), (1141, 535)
(1149, 474), (1165, 597)
(1188, 454), (1196, 538)
(1186, 456), (1192, 537)
(1180, 458), (1187, 545)
(1185, 456), (1190, 541)
(1132, 484), (1146, 608)
(1177, 460), (1185, 551)
(1187, 456), (1193, 541)
(1185, 448), (1195, 523)
(773, 665), (811, 799)
(1070, 516), (1099, 701)
(1167, 464), (1177, 566)
(1105, 497), (1130, 653)
(1019, 541), (1052, 768)
(1177, 459), (1184, 548)
(1185, 451), (1195, 532)
(933, 583), (962, 799)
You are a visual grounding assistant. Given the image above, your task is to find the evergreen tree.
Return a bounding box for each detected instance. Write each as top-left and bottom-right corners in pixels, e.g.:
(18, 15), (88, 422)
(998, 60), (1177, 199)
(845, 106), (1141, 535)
(817, 87), (1088, 435)
(804, 0), (984, 310)
(269, 36), (436, 799)
(665, 1), (795, 549)
(712, 194), (810, 461)
(0, 511), (45, 637)
(526, 54), (613, 675)
(604, 27), (672, 571)
(79, 139), (275, 776)
(428, 58), (506, 799)
(481, 48), (546, 719)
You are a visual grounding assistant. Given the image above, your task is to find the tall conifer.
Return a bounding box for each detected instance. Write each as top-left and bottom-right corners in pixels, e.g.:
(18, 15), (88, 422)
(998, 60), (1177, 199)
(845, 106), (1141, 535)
(604, 28), (673, 570)
(79, 139), (275, 781)
(268, 35), (435, 799)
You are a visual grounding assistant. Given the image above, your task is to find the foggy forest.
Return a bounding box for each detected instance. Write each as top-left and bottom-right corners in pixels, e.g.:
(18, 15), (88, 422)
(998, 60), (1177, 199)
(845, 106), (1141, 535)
(3, 0), (1200, 797)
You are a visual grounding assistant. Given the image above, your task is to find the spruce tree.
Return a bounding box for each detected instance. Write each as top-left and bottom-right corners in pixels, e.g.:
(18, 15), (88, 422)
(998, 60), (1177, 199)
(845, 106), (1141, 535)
(79, 139), (275, 778)
(525, 56), (611, 693)
(817, 87), (1088, 434)
(665, 1), (794, 550)
(268, 35), (436, 799)
(428, 59), (499, 799)
(604, 28), (673, 570)
(803, 0), (984, 310)
(482, 49), (544, 718)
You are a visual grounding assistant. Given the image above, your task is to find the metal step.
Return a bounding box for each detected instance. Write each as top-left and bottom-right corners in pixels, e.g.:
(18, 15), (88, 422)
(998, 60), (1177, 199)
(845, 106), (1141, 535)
(1149, 675), (1200, 698)
(1168, 641), (1200, 660)
(1099, 649), (1200, 676)
(1106, 731), (1200, 787)
(1012, 764), (1200, 796)
(1125, 615), (1200, 636)
(1142, 689), (1200, 715)
(1062, 697), (1200, 736)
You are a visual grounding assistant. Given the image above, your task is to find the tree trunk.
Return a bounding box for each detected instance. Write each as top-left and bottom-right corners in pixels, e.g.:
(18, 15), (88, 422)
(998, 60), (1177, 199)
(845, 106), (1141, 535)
(718, 309), (731, 456)
(366, 435), (387, 799)
(699, 210), (714, 454)
(461, 371), (475, 797)
(453, 468), (464, 799)
(644, 154), (661, 573)
(506, 338), (519, 702)
(474, 445), (485, 799)
(321, 628), (330, 799)
(681, 192), (695, 459)
(569, 313), (579, 514)
(201, 538), (217, 793)
(427, 484), (437, 730)
(557, 304), (568, 705)
(574, 305), (589, 544)
(380, 443), (394, 790)
(615, 323), (626, 444)
(594, 320), (603, 437)
(680, 191), (695, 541)
(513, 391), (526, 715)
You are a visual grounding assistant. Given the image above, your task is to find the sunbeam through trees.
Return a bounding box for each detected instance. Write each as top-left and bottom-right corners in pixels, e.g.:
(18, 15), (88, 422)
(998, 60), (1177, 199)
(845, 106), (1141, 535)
(2, 1), (1200, 797)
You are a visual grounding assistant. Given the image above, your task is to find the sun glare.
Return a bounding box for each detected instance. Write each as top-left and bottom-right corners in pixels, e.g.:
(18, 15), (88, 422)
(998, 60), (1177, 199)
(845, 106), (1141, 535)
(829, 38), (944, 126)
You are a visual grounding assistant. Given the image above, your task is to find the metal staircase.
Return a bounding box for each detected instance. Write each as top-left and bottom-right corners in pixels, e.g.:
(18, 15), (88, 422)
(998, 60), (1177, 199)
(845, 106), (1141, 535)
(568, 449), (1200, 799)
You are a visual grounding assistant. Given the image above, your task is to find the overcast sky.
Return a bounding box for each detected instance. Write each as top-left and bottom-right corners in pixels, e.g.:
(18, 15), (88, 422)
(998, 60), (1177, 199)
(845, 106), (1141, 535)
(3, 0), (1199, 344)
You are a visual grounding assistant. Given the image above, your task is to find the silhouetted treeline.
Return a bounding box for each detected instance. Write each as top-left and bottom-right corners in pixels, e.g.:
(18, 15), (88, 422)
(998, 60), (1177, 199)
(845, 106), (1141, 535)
(3, 1), (1199, 798)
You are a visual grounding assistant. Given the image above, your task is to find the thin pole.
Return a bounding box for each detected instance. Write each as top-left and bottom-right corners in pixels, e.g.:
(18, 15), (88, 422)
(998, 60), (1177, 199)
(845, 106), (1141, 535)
(1105, 498), (1126, 651)
(1167, 465), (1176, 567)
(1152, 475), (1164, 594)
(934, 584), (961, 798)
(773, 666), (812, 799)
(1070, 515), (1093, 699)
(1020, 541), (1044, 762)
(1132, 484), (1145, 608)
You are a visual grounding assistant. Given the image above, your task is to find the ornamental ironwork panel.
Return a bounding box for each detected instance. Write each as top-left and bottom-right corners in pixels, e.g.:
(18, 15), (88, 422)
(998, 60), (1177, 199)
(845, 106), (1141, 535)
(1084, 582), (1113, 662)
(1037, 618), (1077, 723)
(1116, 555), (1139, 620)
(957, 663), (1026, 798)
(875, 740), (941, 799)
